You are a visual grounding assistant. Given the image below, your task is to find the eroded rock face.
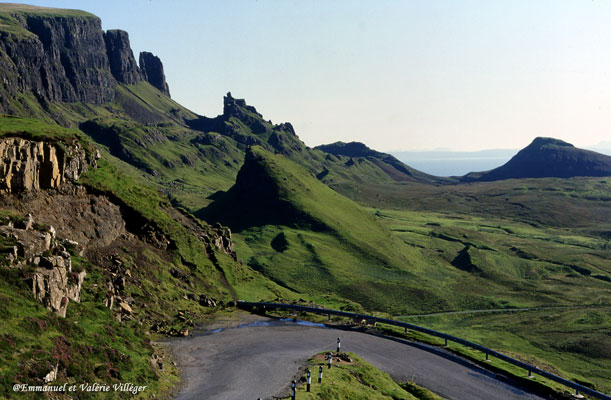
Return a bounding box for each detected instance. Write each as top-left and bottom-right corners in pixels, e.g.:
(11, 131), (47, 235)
(0, 187), (126, 250)
(0, 14), (116, 105)
(32, 257), (86, 318)
(210, 224), (236, 259)
(0, 7), (171, 113)
(0, 214), (86, 318)
(0, 138), (92, 193)
(139, 51), (170, 96)
(104, 29), (142, 85)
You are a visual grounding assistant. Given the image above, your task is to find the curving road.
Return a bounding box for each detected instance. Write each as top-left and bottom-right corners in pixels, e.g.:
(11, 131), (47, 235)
(169, 313), (545, 400)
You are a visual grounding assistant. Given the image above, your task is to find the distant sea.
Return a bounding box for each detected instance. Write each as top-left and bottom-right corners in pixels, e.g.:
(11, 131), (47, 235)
(391, 149), (517, 177)
(391, 147), (611, 177)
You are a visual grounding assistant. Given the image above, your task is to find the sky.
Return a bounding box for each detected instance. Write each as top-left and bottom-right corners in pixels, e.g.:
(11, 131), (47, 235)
(7, 0), (611, 151)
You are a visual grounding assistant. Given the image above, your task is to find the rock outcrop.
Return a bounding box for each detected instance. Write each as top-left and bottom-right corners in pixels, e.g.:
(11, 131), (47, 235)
(0, 214), (86, 318)
(0, 137), (93, 193)
(139, 51), (170, 96)
(32, 254), (87, 318)
(104, 29), (142, 85)
(209, 224), (236, 259)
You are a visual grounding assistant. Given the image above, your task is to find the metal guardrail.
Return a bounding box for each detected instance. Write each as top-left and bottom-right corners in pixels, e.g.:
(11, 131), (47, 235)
(238, 301), (611, 400)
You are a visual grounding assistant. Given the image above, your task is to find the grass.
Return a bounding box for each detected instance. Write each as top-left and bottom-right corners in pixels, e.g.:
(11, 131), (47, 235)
(79, 154), (232, 299)
(286, 352), (443, 400)
(1, 21), (609, 397)
(220, 151), (610, 395)
(0, 258), (160, 399)
(0, 115), (85, 143)
(402, 307), (611, 394)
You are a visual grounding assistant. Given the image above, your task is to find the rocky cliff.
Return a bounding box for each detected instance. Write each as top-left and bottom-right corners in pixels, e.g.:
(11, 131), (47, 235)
(0, 12), (115, 107)
(0, 137), (94, 193)
(139, 51), (170, 96)
(104, 29), (142, 85)
(0, 4), (170, 114)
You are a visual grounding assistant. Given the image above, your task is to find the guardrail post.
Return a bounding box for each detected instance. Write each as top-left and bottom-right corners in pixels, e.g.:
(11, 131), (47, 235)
(318, 366), (323, 383)
(328, 312), (331, 321)
(485, 352), (489, 361)
(527, 368), (533, 378)
(444, 338), (448, 346)
(404, 327), (407, 334)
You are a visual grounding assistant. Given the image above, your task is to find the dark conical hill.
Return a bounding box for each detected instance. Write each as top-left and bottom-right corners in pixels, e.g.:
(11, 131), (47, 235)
(462, 137), (611, 181)
(197, 146), (407, 268)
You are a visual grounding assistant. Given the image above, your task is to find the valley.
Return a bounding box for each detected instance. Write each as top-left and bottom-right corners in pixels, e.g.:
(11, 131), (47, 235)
(0, 3), (609, 399)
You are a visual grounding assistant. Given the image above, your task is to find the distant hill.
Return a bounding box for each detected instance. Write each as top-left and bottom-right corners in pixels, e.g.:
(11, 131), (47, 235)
(462, 137), (611, 181)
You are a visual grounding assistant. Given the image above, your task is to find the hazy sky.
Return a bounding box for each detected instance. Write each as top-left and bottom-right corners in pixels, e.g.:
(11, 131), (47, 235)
(8, 0), (611, 151)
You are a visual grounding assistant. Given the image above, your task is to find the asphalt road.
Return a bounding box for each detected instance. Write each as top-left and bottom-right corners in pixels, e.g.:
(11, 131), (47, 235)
(170, 314), (545, 400)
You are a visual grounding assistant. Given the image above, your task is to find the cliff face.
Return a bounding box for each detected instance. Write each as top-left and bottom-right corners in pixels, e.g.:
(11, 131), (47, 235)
(0, 137), (94, 193)
(0, 14), (115, 106)
(104, 29), (142, 85)
(0, 5), (171, 113)
(139, 51), (170, 96)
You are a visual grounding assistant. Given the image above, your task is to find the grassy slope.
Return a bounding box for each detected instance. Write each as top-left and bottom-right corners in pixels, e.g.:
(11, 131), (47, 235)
(201, 146), (442, 311)
(0, 256), (178, 400)
(380, 208), (611, 393)
(212, 148), (610, 393)
(402, 308), (611, 394)
(0, 117), (259, 398)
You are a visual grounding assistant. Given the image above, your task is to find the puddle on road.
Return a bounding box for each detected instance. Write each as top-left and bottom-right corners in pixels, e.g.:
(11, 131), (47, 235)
(201, 318), (327, 334)
(237, 318), (327, 329)
(192, 317), (327, 337)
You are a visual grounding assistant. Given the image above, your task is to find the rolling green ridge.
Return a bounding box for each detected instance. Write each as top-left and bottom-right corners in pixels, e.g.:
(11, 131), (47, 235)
(200, 147), (610, 393)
